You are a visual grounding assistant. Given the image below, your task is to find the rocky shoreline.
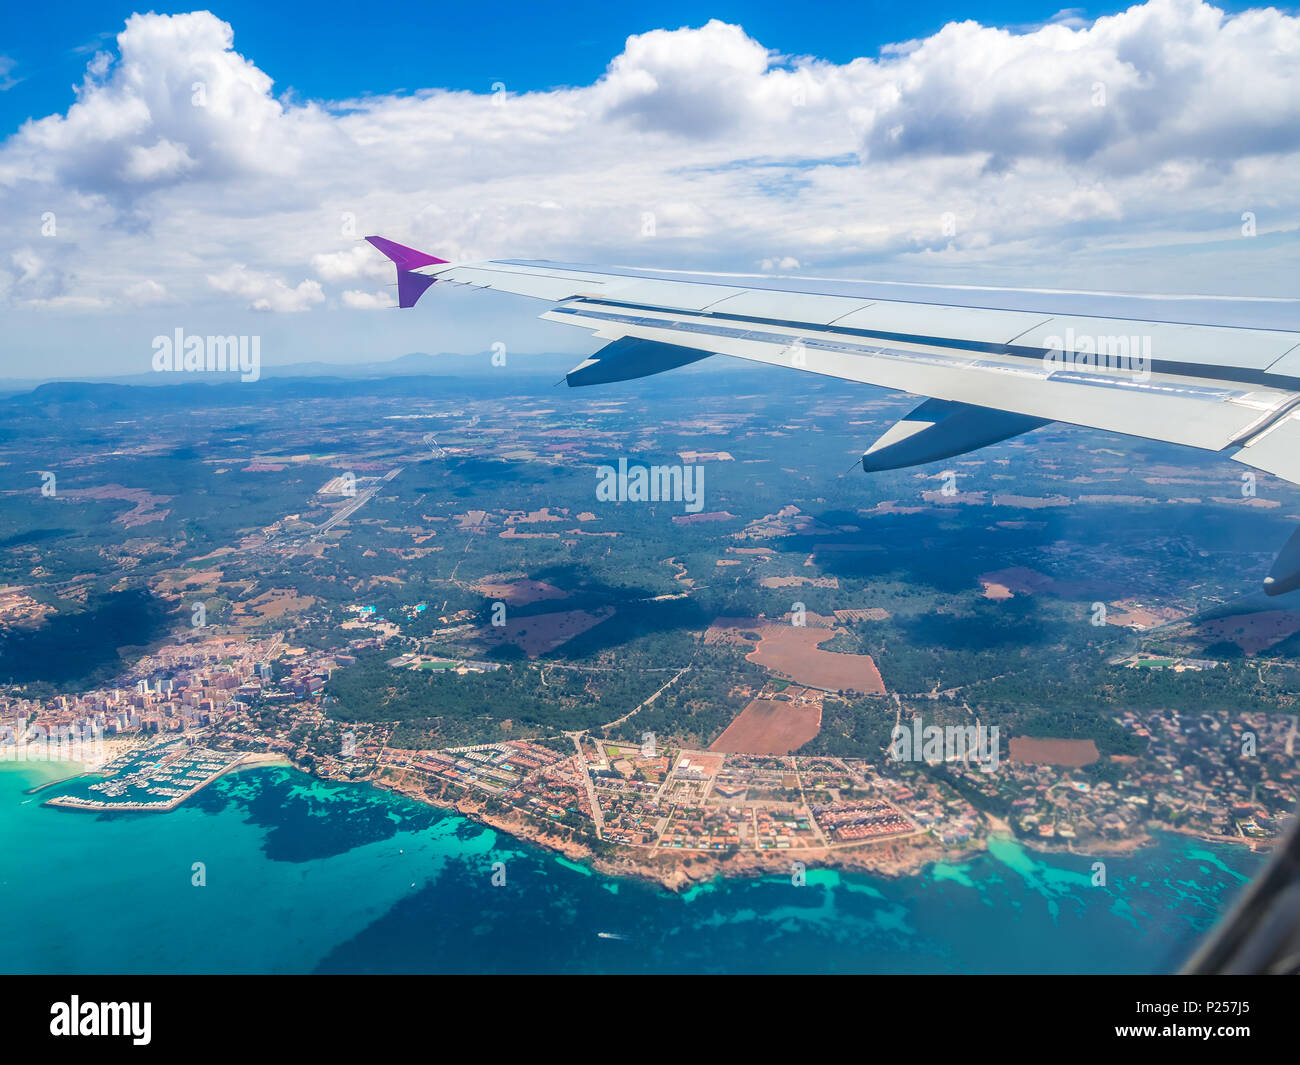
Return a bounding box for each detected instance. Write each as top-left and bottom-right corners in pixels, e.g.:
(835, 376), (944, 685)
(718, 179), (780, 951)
(373, 769), (1010, 892)
(367, 764), (1275, 892)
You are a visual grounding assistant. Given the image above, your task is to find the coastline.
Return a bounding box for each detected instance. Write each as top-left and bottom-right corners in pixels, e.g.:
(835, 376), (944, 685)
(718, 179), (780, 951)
(9, 749), (1263, 888)
(372, 768), (1005, 892)
(368, 766), (1267, 893)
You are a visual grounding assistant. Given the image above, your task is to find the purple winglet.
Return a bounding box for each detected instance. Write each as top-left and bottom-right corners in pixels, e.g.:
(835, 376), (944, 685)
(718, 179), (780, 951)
(365, 235), (448, 309)
(397, 270), (437, 309)
(364, 235), (449, 270)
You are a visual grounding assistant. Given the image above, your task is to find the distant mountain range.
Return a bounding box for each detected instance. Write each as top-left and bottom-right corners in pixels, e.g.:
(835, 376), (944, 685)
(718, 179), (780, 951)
(0, 347), (769, 400)
(0, 350), (579, 394)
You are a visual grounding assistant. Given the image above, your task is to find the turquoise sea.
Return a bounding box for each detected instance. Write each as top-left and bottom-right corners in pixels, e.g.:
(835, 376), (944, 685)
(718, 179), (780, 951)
(0, 761), (1264, 974)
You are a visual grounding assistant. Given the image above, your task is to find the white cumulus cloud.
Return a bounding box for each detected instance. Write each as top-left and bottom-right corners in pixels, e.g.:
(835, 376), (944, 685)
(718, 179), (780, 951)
(207, 263), (324, 312)
(340, 289), (396, 310)
(1, 2), (1298, 375)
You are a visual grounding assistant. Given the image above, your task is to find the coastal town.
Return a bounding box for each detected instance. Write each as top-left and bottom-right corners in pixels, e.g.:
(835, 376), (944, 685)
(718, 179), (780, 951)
(4, 617), (1295, 888)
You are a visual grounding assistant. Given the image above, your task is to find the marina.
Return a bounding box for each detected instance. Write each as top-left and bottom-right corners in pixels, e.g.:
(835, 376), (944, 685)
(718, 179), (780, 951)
(42, 740), (281, 812)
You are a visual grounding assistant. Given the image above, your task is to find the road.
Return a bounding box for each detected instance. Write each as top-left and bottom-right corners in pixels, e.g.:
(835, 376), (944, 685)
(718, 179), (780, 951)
(314, 466), (404, 538)
(566, 731), (605, 839)
(599, 663), (692, 731)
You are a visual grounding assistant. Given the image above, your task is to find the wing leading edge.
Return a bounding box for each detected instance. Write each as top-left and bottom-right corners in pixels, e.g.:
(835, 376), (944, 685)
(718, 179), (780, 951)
(366, 237), (1300, 593)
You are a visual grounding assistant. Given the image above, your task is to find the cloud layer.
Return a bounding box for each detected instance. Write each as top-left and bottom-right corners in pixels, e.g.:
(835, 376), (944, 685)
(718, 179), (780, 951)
(1, 2), (1298, 374)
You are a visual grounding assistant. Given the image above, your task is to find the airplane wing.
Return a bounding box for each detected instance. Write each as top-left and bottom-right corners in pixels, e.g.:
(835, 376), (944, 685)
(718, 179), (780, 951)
(366, 236), (1300, 593)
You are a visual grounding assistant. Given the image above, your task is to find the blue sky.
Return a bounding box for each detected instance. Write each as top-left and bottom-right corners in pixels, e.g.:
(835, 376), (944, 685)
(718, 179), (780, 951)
(1, 1), (1298, 380)
(0, 1), (1258, 134)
